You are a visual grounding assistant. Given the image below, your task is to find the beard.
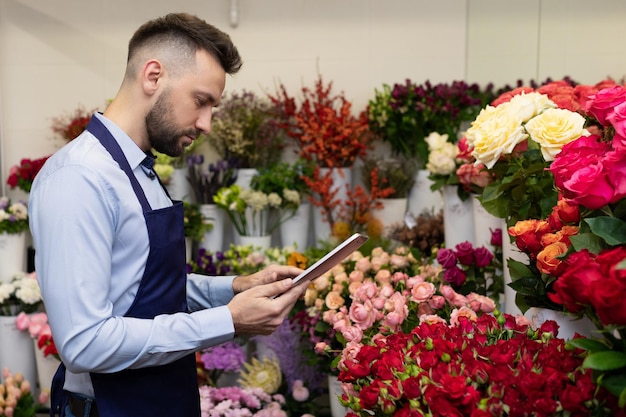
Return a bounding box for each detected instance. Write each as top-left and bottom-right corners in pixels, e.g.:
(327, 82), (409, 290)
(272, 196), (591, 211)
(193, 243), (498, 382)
(145, 89), (199, 157)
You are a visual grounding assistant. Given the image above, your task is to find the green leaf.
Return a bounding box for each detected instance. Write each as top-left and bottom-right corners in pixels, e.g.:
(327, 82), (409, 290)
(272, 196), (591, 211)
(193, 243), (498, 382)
(569, 233), (606, 255)
(508, 276), (543, 295)
(600, 374), (626, 406)
(566, 338), (611, 353)
(583, 351), (626, 371)
(585, 216), (626, 245)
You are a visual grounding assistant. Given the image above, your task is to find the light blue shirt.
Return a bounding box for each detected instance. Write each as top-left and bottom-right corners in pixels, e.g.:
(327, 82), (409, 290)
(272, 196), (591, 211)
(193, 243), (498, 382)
(28, 113), (235, 396)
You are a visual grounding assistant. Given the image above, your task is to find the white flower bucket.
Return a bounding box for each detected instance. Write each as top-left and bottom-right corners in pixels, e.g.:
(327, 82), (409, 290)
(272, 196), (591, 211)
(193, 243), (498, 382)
(0, 232), (27, 283)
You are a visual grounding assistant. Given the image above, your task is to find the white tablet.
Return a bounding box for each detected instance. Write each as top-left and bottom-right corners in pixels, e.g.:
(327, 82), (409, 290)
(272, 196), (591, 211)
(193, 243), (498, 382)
(290, 233), (369, 287)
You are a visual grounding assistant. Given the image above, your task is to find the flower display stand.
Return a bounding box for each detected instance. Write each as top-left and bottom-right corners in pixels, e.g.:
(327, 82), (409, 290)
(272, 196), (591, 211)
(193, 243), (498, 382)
(327, 375), (348, 417)
(235, 168), (258, 190)
(0, 316), (37, 390)
(372, 198), (407, 232)
(442, 185), (474, 249)
(407, 170), (443, 217)
(471, 195), (501, 249)
(313, 167), (352, 243)
(526, 307), (597, 340)
(198, 204), (225, 253)
(166, 168), (193, 202)
(0, 232), (27, 283)
(33, 339), (60, 408)
(279, 203), (310, 250)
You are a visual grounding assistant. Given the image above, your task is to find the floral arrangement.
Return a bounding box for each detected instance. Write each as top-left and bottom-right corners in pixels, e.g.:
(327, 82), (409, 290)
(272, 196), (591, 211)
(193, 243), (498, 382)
(213, 185), (295, 237)
(186, 155), (238, 205)
(507, 85), (626, 406)
(367, 80), (497, 166)
(359, 156), (418, 199)
(337, 312), (623, 416)
(426, 133), (490, 200)
(208, 90), (286, 169)
(6, 156), (50, 193)
(152, 134), (206, 172)
(270, 75), (370, 168)
(0, 368), (38, 417)
(390, 211), (445, 257)
(198, 385), (289, 417)
(292, 245), (499, 376)
(250, 159), (316, 213)
(435, 239), (503, 301)
(183, 201), (213, 243)
(50, 105), (97, 142)
(0, 272), (42, 316)
(15, 311), (59, 360)
(197, 341), (247, 387)
(0, 197), (29, 235)
(466, 88), (589, 226)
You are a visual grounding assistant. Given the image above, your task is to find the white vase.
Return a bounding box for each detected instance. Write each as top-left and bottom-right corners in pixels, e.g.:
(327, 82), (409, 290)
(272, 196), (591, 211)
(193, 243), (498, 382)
(313, 167), (352, 243)
(198, 204), (225, 253)
(235, 168), (258, 190)
(0, 232), (27, 283)
(327, 374), (348, 417)
(501, 225), (528, 316)
(471, 195), (502, 250)
(372, 198), (408, 232)
(407, 169), (443, 217)
(239, 235), (272, 250)
(442, 185), (474, 249)
(0, 316), (37, 391)
(279, 203), (311, 250)
(525, 307), (597, 340)
(33, 339), (60, 407)
(166, 167), (193, 202)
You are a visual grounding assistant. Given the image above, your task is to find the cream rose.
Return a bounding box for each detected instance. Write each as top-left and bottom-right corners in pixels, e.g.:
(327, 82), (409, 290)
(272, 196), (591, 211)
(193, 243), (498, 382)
(506, 92), (556, 122)
(426, 142), (458, 175)
(466, 104), (527, 169)
(525, 108), (588, 161)
(425, 132), (450, 150)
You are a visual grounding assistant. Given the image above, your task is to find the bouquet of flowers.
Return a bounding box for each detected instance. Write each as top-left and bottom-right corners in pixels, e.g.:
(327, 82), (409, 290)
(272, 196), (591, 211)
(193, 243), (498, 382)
(186, 155), (238, 205)
(0, 197), (29, 235)
(250, 159), (315, 213)
(292, 245), (499, 376)
(360, 156), (418, 199)
(214, 185), (298, 237)
(208, 90), (286, 169)
(0, 272), (42, 316)
(50, 105), (97, 142)
(6, 156), (50, 193)
(435, 238), (503, 301)
(466, 86), (589, 226)
(198, 385), (288, 417)
(15, 311), (59, 360)
(367, 80), (497, 167)
(270, 75), (370, 168)
(197, 341), (247, 387)
(183, 201), (213, 243)
(0, 368), (38, 417)
(337, 312), (623, 416)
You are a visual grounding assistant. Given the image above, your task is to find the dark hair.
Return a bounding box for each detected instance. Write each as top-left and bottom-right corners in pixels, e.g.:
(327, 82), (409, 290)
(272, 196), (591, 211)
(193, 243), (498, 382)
(127, 13), (242, 75)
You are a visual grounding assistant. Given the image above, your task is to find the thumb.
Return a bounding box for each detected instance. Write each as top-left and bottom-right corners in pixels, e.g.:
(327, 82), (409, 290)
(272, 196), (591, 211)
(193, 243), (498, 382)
(263, 277), (293, 298)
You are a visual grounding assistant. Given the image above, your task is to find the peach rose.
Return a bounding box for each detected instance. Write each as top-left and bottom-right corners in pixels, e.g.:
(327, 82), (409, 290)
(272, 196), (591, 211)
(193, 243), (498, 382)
(450, 306), (478, 326)
(325, 291), (346, 310)
(411, 282), (436, 303)
(537, 241), (569, 275)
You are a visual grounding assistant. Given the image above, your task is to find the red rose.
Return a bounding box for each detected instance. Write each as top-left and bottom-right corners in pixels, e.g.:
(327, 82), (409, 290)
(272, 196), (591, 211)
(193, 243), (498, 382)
(550, 135), (609, 191)
(454, 241), (475, 266)
(473, 247), (494, 268)
(550, 250), (602, 312)
(589, 276), (626, 326)
(358, 383), (381, 409)
(436, 248), (457, 268)
(442, 266), (466, 287)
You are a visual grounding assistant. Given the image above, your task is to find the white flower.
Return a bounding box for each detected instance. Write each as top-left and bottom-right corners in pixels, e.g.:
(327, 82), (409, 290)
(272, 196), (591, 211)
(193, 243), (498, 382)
(425, 132), (450, 151)
(0, 283), (15, 304)
(282, 189), (300, 206)
(242, 190), (268, 211)
(267, 193), (282, 208)
(506, 92), (556, 123)
(426, 142), (458, 175)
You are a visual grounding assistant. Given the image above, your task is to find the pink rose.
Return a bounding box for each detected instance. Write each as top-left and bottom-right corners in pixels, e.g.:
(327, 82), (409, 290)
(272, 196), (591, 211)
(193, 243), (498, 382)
(410, 282), (436, 303)
(389, 254), (408, 269)
(354, 281), (377, 302)
(378, 283), (394, 298)
(15, 312), (30, 332)
(349, 270), (364, 282)
(442, 266), (466, 286)
(436, 248), (457, 268)
(562, 163), (614, 209)
(348, 300), (377, 330)
(584, 85), (626, 126)
(374, 269), (391, 284)
(473, 246), (494, 268)
(607, 101), (626, 149)
(340, 325), (363, 343)
(325, 290), (345, 310)
(450, 306), (478, 326)
(454, 241), (475, 265)
(428, 295), (446, 310)
(355, 257), (371, 272)
(419, 314), (447, 325)
(602, 149), (626, 202)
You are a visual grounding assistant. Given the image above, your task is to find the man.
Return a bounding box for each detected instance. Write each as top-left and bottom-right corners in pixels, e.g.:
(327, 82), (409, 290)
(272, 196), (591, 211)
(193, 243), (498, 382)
(28, 13), (304, 417)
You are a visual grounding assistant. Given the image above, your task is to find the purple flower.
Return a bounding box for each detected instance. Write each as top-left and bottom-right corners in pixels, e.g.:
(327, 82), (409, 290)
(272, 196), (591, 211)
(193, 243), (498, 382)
(200, 341), (246, 372)
(474, 246), (494, 268)
(443, 266), (467, 286)
(454, 241), (475, 266)
(436, 248), (457, 269)
(490, 227), (503, 247)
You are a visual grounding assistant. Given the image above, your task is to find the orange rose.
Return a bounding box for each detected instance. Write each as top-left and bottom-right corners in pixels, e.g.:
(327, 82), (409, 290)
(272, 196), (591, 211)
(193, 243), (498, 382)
(536, 241), (568, 275)
(508, 219), (551, 254)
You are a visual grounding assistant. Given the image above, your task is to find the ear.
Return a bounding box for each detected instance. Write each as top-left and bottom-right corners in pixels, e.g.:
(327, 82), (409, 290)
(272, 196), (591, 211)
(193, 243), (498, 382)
(141, 59), (163, 96)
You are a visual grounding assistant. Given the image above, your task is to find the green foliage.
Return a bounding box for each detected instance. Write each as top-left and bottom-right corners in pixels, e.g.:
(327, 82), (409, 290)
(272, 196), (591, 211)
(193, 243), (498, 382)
(183, 201), (212, 242)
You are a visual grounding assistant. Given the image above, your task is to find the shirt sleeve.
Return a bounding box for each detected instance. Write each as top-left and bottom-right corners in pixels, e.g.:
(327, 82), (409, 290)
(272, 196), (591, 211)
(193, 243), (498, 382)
(29, 160), (235, 374)
(186, 273), (236, 311)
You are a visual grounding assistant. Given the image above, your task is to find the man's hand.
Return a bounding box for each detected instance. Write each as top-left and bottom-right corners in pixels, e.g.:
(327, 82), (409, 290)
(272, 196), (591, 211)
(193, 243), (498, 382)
(228, 270), (307, 336)
(232, 264), (303, 294)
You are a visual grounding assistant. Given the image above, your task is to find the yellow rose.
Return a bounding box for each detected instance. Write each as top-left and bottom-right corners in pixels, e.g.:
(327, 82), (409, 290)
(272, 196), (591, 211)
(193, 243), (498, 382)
(525, 108), (588, 161)
(466, 104), (527, 169)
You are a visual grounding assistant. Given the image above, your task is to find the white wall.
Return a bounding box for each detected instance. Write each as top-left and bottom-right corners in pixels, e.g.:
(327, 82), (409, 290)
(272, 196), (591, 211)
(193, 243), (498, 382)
(1, 0), (626, 199)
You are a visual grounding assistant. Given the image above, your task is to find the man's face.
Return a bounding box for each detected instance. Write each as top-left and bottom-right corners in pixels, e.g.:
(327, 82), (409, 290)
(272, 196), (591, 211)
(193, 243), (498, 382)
(146, 50), (226, 157)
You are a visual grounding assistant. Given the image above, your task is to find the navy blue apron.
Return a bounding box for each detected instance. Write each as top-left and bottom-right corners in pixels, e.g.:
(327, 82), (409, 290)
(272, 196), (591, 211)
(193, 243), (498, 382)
(49, 116), (199, 416)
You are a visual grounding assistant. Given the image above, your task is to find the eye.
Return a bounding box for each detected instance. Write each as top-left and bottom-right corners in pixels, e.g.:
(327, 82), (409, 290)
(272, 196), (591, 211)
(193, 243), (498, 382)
(196, 97), (207, 107)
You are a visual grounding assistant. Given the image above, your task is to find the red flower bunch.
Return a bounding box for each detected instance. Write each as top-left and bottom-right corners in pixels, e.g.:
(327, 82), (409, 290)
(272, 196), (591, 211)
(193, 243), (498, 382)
(270, 75), (370, 168)
(16, 312), (60, 360)
(51, 105), (96, 142)
(6, 156), (50, 192)
(338, 312), (623, 417)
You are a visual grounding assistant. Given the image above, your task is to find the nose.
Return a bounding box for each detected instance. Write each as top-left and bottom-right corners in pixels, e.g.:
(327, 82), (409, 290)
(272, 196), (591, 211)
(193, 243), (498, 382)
(196, 107), (213, 135)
